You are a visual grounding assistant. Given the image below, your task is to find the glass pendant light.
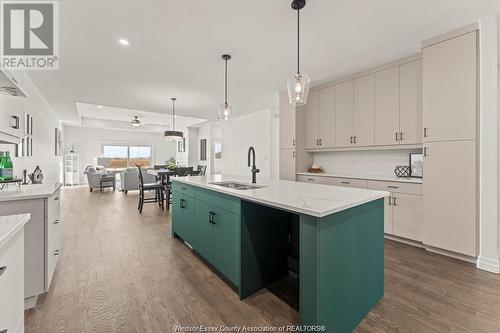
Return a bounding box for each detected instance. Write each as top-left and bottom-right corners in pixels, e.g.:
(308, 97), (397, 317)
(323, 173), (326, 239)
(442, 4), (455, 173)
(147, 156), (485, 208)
(218, 54), (232, 121)
(287, 0), (310, 106)
(164, 97), (183, 141)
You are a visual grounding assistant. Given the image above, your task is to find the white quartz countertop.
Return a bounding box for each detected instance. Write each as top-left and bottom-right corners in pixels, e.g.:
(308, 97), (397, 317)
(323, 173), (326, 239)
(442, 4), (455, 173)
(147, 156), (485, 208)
(0, 214), (30, 249)
(296, 172), (423, 184)
(172, 175), (388, 218)
(0, 182), (62, 202)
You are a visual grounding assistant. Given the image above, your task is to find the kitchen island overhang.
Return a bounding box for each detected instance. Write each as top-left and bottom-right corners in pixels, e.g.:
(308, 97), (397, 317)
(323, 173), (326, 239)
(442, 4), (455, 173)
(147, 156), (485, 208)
(171, 175), (388, 332)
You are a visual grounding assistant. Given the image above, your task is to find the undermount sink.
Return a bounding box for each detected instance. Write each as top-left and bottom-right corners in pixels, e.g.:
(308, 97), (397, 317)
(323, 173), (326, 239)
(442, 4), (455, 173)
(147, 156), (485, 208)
(209, 181), (266, 190)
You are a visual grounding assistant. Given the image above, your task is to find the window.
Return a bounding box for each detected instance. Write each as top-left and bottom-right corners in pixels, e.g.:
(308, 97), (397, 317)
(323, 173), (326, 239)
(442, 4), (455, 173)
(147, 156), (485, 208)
(99, 145), (152, 168)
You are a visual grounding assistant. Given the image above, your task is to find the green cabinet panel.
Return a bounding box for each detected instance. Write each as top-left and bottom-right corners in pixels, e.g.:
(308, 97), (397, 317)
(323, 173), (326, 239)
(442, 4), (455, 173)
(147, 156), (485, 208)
(172, 182), (195, 197)
(172, 192), (196, 246)
(195, 200), (215, 264)
(172, 192), (184, 238)
(212, 206), (240, 286)
(196, 187), (241, 214)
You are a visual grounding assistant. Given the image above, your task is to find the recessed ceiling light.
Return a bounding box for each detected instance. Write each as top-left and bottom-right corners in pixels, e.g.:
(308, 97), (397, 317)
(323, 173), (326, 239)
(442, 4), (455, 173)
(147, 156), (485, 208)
(118, 38), (129, 46)
(97, 105), (103, 109)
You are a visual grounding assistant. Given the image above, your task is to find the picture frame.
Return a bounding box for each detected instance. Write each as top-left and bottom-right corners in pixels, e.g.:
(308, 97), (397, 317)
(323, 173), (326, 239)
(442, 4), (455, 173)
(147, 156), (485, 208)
(409, 153), (423, 178)
(55, 128), (63, 156)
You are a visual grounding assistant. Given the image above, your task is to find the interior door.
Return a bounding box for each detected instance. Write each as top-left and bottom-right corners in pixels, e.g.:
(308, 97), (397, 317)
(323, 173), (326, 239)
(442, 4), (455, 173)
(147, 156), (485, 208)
(335, 80), (354, 147)
(279, 92), (296, 149)
(212, 207), (240, 286)
(353, 74), (375, 146)
(194, 201), (214, 263)
(399, 60), (422, 145)
(392, 193), (423, 241)
(305, 89), (320, 149)
(422, 140), (477, 256)
(374, 67), (400, 146)
(422, 31), (477, 142)
(319, 86), (335, 148)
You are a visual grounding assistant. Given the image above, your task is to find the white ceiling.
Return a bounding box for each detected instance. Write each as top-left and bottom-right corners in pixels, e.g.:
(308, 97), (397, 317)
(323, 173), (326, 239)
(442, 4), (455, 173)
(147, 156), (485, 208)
(28, 0), (500, 122)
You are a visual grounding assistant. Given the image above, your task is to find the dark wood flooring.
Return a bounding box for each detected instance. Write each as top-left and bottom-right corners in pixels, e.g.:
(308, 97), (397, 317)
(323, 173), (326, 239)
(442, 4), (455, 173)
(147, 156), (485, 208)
(25, 187), (500, 332)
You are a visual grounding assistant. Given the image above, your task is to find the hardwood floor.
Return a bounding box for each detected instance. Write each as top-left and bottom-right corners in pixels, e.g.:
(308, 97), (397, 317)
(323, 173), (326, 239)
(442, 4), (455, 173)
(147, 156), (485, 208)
(25, 187), (500, 332)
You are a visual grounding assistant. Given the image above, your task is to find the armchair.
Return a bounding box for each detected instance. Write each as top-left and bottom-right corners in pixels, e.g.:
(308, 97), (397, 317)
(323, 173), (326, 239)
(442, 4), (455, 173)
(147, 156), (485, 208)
(84, 166), (116, 192)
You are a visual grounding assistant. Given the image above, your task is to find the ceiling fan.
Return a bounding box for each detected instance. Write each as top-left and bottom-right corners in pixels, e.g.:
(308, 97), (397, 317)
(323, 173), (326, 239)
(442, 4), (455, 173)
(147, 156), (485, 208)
(131, 116), (144, 127)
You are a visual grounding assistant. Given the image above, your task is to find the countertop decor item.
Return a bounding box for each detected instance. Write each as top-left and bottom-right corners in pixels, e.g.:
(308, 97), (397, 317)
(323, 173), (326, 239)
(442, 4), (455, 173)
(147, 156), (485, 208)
(308, 165), (324, 173)
(218, 54), (233, 121)
(164, 97), (183, 141)
(409, 153), (423, 178)
(394, 165), (411, 178)
(28, 166), (43, 184)
(287, 0), (310, 106)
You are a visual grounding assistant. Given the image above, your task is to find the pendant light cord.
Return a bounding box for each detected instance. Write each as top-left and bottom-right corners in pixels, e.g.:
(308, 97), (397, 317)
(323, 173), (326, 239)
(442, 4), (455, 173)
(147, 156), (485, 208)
(172, 98), (176, 131)
(297, 8), (300, 75)
(224, 58), (228, 105)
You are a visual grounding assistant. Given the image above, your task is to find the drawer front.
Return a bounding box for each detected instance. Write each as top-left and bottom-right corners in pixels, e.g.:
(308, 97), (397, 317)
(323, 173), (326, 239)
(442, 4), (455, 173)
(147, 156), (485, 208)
(330, 177), (368, 189)
(296, 175), (330, 185)
(367, 180), (422, 195)
(47, 207), (61, 251)
(196, 187), (241, 215)
(47, 189), (61, 216)
(0, 229), (24, 280)
(172, 182), (195, 198)
(46, 230), (61, 289)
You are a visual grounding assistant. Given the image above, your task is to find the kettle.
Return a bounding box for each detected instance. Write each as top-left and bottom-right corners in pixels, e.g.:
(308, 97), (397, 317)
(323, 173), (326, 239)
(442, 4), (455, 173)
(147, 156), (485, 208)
(28, 166), (43, 184)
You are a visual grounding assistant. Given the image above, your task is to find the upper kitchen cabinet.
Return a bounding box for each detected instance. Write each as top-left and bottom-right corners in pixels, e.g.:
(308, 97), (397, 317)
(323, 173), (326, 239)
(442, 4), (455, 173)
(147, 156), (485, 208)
(422, 31), (477, 142)
(305, 87), (335, 149)
(0, 94), (25, 139)
(399, 60), (423, 145)
(305, 89), (320, 149)
(279, 92), (296, 150)
(353, 74), (375, 146)
(335, 80), (354, 147)
(374, 67), (400, 146)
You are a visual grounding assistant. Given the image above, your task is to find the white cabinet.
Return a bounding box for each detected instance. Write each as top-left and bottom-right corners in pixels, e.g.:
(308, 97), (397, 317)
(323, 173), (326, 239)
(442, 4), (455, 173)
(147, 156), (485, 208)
(0, 228), (25, 333)
(353, 74), (375, 146)
(318, 86), (335, 148)
(305, 87), (335, 149)
(296, 174), (329, 185)
(399, 60), (422, 145)
(335, 80), (354, 147)
(422, 140), (477, 256)
(305, 90), (320, 149)
(374, 67), (400, 145)
(0, 94), (25, 138)
(279, 149), (296, 181)
(329, 177), (368, 189)
(279, 93), (296, 149)
(64, 154), (80, 186)
(368, 180), (423, 241)
(422, 31), (477, 142)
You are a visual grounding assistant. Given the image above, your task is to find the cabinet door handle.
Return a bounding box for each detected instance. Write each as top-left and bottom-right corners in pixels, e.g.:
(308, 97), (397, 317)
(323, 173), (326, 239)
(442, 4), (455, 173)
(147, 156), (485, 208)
(307, 178), (315, 181)
(393, 196), (397, 206)
(350, 136), (353, 144)
(292, 151), (296, 158)
(11, 115), (19, 129)
(54, 249), (60, 256)
(53, 197), (60, 201)
(395, 132), (399, 141)
(353, 136), (357, 144)
(387, 185), (399, 189)
(400, 132), (403, 141)
(424, 147), (427, 157)
(0, 266), (6, 277)
(319, 139), (322, 145)
(209, 211), (216, 224)
(388, 196), (392, 205)
(341, 181), (350, 184)
(54, 219), (59, 224)
(292, 139), (296, 146)
(180, 199), (186, 208)
(424, 127), (428, 138)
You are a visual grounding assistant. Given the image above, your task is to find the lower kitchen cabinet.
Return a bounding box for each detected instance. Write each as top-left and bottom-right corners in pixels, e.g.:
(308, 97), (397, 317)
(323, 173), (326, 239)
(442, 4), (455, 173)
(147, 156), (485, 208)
(172, 192), (196, 246)
(173, 187), (241, 287)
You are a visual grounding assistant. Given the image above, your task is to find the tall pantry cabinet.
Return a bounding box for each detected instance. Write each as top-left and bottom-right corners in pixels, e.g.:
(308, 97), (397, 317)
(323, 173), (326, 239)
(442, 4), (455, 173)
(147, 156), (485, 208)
(422, 29), (478, 257)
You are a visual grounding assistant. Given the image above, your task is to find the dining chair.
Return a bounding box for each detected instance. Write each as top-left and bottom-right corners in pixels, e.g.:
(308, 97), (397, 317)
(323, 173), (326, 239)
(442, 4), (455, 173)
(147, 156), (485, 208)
(176, 167), (193, 177)
(136, 166), (165, 213)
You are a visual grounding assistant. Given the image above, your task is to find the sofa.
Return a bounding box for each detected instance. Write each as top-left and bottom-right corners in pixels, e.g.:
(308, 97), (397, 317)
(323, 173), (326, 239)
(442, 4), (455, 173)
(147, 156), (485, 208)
(120, 168), (156, 193)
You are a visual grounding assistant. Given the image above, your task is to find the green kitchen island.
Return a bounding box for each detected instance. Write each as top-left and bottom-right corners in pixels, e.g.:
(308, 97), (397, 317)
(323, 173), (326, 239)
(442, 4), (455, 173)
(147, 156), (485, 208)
(171, 175), (388, 332)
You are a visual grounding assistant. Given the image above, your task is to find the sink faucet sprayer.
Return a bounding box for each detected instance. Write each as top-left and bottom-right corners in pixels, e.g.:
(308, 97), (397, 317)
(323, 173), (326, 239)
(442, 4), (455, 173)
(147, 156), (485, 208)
(247, 146), (260, 184)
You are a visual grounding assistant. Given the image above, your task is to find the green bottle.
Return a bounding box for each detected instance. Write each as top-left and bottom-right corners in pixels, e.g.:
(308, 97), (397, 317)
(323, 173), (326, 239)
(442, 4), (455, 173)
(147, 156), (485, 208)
(3, 151), (13, 180)
(0, 151), (4, 180)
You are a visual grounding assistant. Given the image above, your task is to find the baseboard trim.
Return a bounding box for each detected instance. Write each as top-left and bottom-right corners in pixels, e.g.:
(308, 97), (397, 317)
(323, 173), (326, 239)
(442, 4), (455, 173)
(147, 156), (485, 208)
(477, 255), (500, 273)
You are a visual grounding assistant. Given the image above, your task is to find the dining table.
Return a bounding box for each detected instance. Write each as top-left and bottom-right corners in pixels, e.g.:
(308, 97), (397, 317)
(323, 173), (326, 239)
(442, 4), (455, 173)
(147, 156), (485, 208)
(147, 168), (176, 185)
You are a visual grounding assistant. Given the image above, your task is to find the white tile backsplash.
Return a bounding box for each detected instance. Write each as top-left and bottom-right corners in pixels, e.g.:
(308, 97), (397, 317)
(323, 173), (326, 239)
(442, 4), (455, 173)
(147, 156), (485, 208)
(313, 149), (422, 176)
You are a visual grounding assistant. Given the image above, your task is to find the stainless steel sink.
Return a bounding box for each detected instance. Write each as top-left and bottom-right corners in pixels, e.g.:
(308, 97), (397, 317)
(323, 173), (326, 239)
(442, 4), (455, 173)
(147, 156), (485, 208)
(209, 181), (266, 190)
